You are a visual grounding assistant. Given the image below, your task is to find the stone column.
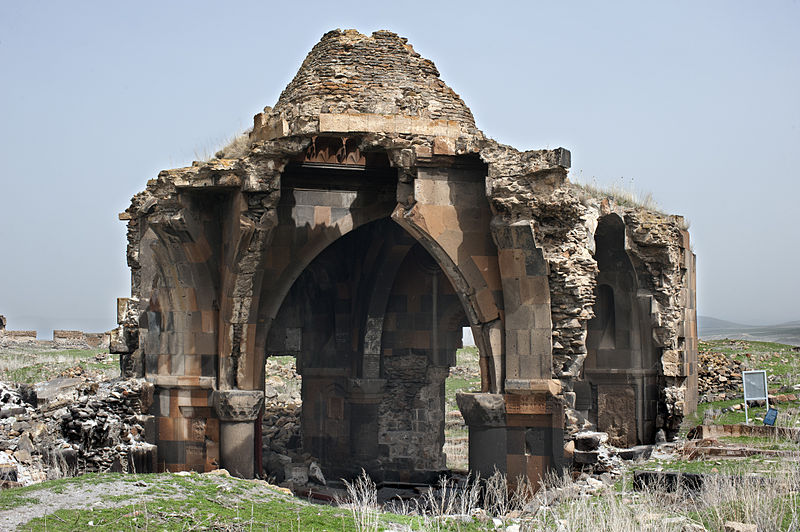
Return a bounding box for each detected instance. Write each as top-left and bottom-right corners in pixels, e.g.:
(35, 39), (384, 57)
(456, 393), (508, 478)
(347, 378), (386, 465)
(212, 390), (264, 478)
(458, 388), (564, 487)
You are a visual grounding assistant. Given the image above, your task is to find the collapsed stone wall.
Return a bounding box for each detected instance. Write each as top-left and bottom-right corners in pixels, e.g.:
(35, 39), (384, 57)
(0, 377), (155, 486)
(53, 330), (110, 349)
(478, 142), (695, 436)
(0, 318), (110, 350)
(0, 316), (38, 346)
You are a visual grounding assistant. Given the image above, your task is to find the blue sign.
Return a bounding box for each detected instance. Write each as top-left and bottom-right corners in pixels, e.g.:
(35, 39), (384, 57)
(763, 407), (778, 426)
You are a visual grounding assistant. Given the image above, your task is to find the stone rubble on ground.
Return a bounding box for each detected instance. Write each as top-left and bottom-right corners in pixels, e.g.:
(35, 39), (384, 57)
(0, 373), (155, 487)
(698, 350), (743, 398)
(259, 357), (328, 488)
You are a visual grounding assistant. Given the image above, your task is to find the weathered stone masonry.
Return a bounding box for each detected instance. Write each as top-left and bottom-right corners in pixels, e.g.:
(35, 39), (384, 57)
(112, 29), (697, 484)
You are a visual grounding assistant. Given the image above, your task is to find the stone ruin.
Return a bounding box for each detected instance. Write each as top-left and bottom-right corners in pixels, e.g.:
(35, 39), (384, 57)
(111, 29), (698, 485)
(0, 316), (110, 349)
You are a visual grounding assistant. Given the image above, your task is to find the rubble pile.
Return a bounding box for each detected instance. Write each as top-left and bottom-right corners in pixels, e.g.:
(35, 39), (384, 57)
(698, 350), (743, 398)
(261, 357), (315, 484)
(568, 430), (654, 476)
(262, 402), (302, 459)
(0, 376), (154, 487)
(58, 378), (155, 473)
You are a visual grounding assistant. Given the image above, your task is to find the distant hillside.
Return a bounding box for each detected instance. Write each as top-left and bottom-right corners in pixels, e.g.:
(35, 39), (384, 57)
(699, 315), (800, 346)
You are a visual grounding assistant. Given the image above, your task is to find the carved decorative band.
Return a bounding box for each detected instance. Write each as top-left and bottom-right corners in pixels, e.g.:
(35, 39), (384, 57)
(212, 390), (265, 422)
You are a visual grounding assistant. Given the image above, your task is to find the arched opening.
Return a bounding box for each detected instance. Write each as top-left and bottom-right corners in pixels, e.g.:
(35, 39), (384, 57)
(261, 217), (471, 483)
(584, 214), (660, 446)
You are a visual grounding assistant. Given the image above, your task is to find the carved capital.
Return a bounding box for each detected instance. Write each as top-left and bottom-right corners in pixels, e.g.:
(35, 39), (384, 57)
(212, 390), (264, 422)
(456, 392), (506, 427)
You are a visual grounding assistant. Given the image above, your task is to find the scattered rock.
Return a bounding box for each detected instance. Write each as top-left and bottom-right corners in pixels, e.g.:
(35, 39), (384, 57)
(724, 522), (757, 532)
(308, 461), (325, 485)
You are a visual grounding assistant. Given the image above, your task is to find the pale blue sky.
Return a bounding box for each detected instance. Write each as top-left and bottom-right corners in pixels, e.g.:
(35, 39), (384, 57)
(1, 1), (798, 336)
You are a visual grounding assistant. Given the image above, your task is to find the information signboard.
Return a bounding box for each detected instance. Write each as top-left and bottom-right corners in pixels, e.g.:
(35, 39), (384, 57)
(742, 370), (769, 425)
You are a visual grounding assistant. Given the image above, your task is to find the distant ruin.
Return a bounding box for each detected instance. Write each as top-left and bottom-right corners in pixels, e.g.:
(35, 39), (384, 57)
(0, 316), (109, 349)
(112, 30), (697, 484)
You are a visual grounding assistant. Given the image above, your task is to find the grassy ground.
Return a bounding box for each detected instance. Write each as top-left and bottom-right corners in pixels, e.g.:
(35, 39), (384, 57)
(0, 345), (117, 383)
(632, 338), (800, 485)
(0, 471), (494, 531)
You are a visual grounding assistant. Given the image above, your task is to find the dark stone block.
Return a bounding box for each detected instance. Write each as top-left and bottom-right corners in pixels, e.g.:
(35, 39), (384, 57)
(574, 431), (604, 451)
(387, 296), (406, 313)
(633, 470), (704, 492)
(525, 426), (552, 456)
(394, 313), (412, 330)
(573, 450), (598, 465)
(506, 428), (525, 454)
(524, 248), (546, 277)
(160, 440), (186, 465)
(456, 393), (506, 427)
(145, 354), (159, 375)
(573, 381), (592, 411)
(201, 354), (216, 377)
(615, 445), (653, 461)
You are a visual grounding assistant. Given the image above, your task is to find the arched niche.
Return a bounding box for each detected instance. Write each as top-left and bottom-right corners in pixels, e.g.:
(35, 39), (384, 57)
(584, 214), (659, 446)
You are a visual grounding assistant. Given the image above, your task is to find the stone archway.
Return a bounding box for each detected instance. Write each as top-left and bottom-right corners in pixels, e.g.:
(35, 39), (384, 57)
(261, 217), (472, 482)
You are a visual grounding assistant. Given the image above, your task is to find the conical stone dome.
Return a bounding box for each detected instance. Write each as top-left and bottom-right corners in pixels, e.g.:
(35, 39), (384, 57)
(253, 29), (478, 141)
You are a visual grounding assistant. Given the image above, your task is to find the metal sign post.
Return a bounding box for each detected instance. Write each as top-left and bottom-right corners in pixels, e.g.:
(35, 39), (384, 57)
(742, 370), (769, 425)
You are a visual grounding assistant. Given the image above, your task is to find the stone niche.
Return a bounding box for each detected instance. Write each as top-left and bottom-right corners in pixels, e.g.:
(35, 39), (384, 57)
(112, 29), (698, 485)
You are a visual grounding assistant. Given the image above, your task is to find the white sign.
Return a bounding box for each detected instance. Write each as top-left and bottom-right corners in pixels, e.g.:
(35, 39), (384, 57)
(742, 370), (769, 425)
(743, 370), (768, 401)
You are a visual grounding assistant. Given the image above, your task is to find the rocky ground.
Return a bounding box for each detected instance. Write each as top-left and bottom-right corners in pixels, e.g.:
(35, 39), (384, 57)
(0, 340), (798, 530)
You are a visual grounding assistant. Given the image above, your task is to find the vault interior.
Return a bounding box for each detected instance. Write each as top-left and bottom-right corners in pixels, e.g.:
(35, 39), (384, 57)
(264, 217), (468, 482)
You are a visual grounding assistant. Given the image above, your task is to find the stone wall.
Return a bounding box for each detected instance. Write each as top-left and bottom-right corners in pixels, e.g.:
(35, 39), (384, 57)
(53, 330), (110, 349)
(0, 317), (111, 350)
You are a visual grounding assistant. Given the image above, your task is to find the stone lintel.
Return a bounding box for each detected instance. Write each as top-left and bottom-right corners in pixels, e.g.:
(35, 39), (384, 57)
(147, 376), (215, 389)
(505, 379), (562, 396)
(318, 113), (461, 139)
(212, 390), (265, 422)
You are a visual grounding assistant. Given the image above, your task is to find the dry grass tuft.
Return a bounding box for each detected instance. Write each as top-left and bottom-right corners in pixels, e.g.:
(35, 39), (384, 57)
(571, 176), (663, 213)
(338, 469), (380, 532)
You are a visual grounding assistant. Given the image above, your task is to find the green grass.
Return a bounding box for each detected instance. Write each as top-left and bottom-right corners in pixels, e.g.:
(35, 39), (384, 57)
(6, 473), (357, 531)
(7, 472), (492, 531)
(0, 346), (116, 383)
(684, 340), (800, 431)
(636, 453), (792, 475)
(445, 376), (480, 397)
(718, 435), (800, 451)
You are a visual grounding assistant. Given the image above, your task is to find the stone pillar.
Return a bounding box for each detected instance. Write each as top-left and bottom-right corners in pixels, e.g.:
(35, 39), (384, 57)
(347, 378), (386, 465)
(490, 217), (553, 391)
(212, 390), (264, 478)
(458, 388), (564, 487)
(456, 393), (507, 477)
